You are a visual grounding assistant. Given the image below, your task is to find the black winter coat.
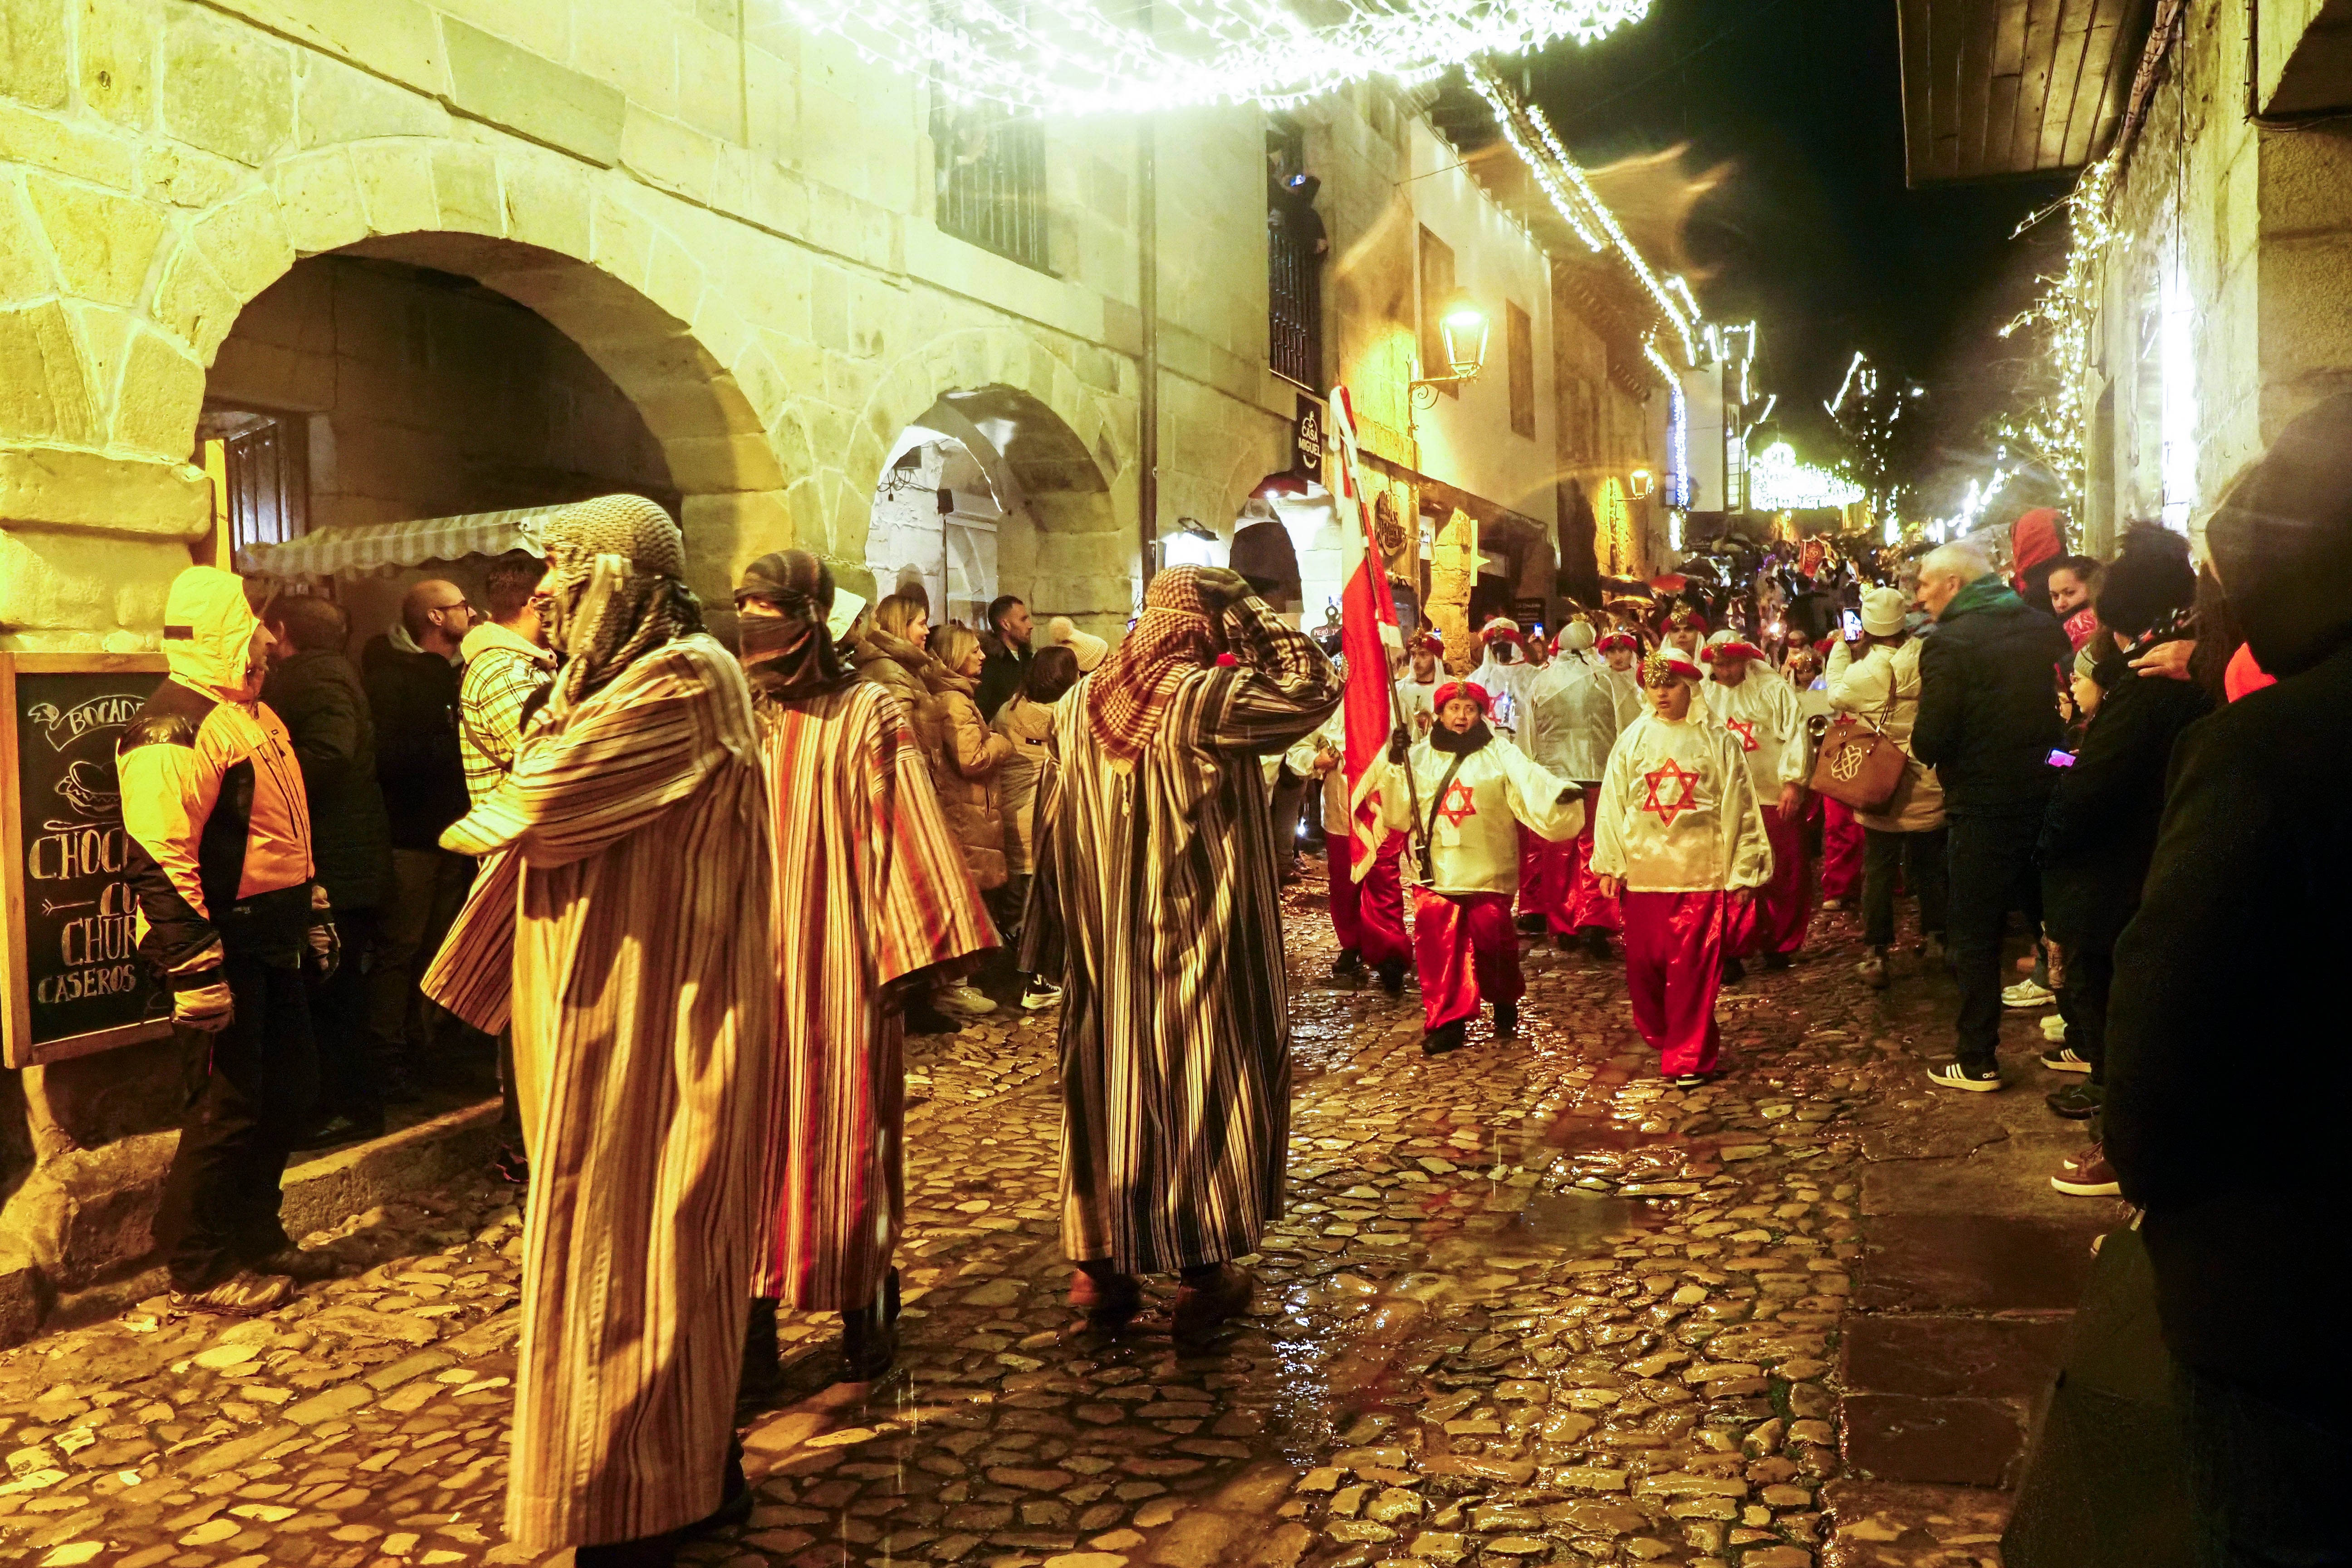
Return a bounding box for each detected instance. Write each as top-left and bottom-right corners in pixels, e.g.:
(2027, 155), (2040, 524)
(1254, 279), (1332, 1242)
(2034, 636), (2211, 949)
(260, 650), (392, 912)
(361, 635), (469, 850)
(1911, 581), (2071, 816)
(2105, 644), (2352, 1430)
(975, 641), (1031, 723)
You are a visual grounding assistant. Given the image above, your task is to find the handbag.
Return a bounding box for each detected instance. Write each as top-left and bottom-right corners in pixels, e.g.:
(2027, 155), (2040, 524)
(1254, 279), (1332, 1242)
(1809, 659), (1909, 811)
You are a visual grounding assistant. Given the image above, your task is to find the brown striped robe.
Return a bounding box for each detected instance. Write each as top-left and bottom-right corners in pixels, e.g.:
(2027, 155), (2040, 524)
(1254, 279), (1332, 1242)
(422, 632), (772, 1551)
(1042, 598), (1342, 1273)
(750, 679), (995, 1310)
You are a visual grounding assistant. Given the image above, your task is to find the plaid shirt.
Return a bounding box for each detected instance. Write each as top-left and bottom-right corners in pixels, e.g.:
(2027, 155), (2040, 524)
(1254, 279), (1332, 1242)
(458, 621), (556, 806)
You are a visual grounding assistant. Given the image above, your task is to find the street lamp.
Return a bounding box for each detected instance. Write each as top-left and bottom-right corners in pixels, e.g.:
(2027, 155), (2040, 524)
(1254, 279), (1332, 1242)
(1411, 291), (1490, 406)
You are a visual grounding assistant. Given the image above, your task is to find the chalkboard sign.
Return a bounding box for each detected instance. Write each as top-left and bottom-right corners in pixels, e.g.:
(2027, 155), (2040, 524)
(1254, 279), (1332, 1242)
(2, 653), (174, 1067)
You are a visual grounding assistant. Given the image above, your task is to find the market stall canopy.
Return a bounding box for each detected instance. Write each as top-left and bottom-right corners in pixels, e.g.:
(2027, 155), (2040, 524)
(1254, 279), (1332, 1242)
(238, 505), (559, 580)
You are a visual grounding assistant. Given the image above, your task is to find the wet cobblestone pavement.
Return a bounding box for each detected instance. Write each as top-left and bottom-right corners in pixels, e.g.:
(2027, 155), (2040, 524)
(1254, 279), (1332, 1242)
(0, 866), (2105, 1568)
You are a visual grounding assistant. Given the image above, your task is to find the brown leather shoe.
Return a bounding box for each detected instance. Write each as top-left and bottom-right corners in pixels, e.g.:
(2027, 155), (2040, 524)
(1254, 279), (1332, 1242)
(1068, 1267), (1142, 1329)
(168, 1271), (293, 1317)
(1172, 1264), (1253, 1343)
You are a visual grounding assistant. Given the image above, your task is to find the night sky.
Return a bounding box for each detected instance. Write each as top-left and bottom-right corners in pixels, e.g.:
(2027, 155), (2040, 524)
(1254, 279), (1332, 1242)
(1526, 0), (2073, 507)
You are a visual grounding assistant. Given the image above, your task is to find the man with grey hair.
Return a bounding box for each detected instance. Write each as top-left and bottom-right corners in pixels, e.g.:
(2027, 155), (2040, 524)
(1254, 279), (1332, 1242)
(1910, 538), (2071, 1092)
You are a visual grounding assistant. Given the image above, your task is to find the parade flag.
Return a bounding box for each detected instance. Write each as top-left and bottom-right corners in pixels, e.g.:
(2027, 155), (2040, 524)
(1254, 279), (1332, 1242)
(1328, 386), (1406, 883)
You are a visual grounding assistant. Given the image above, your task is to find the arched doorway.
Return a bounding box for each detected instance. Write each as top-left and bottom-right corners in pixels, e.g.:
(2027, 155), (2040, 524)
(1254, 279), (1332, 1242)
(864, 387), (1122, 635)
(205, 245), (682, 642)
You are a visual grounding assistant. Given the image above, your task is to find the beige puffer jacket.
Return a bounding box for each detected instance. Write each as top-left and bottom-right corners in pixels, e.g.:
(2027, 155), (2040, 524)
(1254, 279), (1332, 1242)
(915, 664), (1014, 890)
(850, 626), (931, 732)
(992, 694), (1058, 877)
(1826, 635), (1946, 833)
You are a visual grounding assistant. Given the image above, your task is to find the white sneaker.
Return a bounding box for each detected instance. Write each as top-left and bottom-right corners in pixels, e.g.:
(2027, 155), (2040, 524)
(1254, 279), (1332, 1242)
(2002, 979), (2058, 1009)
(1020, 979), (1062, 1011)
(2039, 1014), (2069, 1042)
(933, 983), (998, 1018)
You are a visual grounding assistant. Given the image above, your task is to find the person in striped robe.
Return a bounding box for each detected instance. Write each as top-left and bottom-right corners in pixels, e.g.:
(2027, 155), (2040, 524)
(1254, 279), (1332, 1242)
(732, 551), (996, 1388)
(422, 495), (772, 1567)
(1040, 565), (1343, 1339)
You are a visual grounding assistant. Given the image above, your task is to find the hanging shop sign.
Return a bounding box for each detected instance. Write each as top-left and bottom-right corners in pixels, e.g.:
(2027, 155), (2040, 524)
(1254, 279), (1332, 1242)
(1293, 392), (1325, 482)
(2, 653), (173, 1068)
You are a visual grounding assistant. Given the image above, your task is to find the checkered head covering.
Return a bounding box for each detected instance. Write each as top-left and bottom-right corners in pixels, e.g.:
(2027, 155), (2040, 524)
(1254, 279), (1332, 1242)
(534, 493), (701, 712)
(1084, 566), (1223, 771)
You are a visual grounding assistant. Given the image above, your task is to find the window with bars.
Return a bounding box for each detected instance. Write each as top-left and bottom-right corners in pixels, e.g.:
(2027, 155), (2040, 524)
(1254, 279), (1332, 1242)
(932, 97), (1050, 272)
(1267, 118), (1322, 388)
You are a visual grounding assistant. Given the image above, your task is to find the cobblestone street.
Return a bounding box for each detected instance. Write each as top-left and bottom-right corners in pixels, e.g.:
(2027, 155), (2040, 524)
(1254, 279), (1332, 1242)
(0, 867), (2108, 1568)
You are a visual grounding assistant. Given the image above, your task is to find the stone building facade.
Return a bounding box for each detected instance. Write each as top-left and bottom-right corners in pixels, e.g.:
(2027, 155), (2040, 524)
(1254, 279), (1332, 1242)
(0, 0), (1684, 1334)
(2081, 0), (2352, 553)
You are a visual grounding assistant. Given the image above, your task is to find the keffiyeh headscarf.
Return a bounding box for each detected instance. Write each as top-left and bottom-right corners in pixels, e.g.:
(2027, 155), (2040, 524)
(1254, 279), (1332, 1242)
(1084, 565), (1225, 771)
(735, 549), (852, 701)
(534, 494), (702, 715)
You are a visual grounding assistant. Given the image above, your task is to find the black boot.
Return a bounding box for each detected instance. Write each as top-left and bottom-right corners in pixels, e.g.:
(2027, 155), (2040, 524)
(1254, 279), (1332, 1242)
(1583, 928), (1613, 960)
(839, 1284), (897, 1383)
(1330, 948), (1365, 981)
(1375, 958), (1406, 996)
(738, 1297), (781, 1405)
(1493, 1000), (1519, 1036)
(884, 1266), (901, 1325)
(1421, 1019), (1467, 1056)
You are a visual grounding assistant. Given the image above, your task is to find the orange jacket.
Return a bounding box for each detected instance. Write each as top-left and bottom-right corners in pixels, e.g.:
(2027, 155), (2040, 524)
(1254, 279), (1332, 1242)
(119, 569), (316, 981)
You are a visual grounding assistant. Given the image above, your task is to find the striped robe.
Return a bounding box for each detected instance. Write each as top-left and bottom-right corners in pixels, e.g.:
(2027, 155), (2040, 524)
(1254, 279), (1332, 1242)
(1043, 598), (1342, 1273)
(421, 632), (772, 1552)
(750, 679), (995, 1310)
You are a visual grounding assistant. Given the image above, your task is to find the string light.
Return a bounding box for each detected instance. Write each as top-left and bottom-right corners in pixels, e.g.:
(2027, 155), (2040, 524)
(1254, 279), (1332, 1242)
(1748, 441), (1863, 511)
(781, 1), (1652, 117)
(1465, 68), (1702, 364)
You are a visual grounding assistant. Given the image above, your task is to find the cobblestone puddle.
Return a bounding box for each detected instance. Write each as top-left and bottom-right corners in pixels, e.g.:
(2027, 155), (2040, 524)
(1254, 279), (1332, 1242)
(0, 876), (2012, 1568)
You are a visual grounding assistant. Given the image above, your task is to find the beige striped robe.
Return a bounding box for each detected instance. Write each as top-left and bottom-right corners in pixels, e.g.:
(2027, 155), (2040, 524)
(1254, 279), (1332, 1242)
(750, 679), (995, 1311)
(424, 632), (773, 1551)
(1042, 598), (1342, 1273)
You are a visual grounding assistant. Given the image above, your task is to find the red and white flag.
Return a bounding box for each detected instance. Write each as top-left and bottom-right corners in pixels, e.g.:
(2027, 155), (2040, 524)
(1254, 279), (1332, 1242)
(1328, 387), (1404, 883)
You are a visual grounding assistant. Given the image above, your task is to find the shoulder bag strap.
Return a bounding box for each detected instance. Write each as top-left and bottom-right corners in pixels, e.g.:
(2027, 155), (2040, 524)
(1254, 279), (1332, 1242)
(1422, 748), (1475, 846)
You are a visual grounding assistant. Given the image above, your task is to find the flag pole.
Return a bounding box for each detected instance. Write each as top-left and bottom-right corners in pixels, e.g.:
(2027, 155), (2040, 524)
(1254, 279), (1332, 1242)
(1330, 387), (1429, 883)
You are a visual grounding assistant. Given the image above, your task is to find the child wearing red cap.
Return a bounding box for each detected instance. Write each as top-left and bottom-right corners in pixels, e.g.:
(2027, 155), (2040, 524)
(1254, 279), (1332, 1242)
(1591, 648), (1773, 1085)
(1379, 680), (1585, 1056)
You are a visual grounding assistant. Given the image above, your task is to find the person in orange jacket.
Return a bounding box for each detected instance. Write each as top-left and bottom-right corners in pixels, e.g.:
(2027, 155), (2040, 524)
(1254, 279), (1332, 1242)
(120, 566), (342, 1314)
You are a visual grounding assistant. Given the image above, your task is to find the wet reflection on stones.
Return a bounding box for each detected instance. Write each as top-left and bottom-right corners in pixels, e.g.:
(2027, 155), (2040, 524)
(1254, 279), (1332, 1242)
(0, 868), (1995, 1568)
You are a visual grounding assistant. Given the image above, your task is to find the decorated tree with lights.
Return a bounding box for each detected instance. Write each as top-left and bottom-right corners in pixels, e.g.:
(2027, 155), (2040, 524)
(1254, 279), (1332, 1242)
(1823, 351), (1923, 524)
(1992, 160), (2119, 514)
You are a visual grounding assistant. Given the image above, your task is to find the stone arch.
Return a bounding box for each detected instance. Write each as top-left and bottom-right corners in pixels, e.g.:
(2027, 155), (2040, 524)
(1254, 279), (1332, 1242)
(846, 333), (1132, 627)
(135, 137), (794, 603)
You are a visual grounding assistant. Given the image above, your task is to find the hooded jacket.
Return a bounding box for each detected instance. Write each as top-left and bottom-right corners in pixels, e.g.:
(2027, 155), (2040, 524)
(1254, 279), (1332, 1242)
(2104, 394), (2352, 1426)
(119, 568), (317, 982)
(260, 646), (390, 913)
(1911, 575), (2071, 816)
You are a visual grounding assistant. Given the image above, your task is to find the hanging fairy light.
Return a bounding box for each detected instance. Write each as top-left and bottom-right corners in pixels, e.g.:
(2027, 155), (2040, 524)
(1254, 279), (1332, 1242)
(1466, 66), (1701, 364)
(1994, 157), (2120, 512)
(782, 1), (1652, 116)
(1747, 441), (1864, 511)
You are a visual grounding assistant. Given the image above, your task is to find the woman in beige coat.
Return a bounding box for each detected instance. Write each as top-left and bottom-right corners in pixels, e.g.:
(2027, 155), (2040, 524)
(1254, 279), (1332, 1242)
(920, 623), (1015, 891)
(852, 593), (934, 720)
(1826, 585), (1948, 988)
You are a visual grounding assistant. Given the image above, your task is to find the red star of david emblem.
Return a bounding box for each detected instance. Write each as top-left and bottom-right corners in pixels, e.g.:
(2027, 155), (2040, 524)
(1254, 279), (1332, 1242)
(1641, 758), (1701, 825)
(1724, 716), (1760, 752)
(1436, 780), (1478, 828)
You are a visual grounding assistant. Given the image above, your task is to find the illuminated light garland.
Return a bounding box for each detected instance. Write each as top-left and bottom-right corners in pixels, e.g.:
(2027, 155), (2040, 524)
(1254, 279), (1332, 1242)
(1747, 441), (1864, 511)
(1995, 157), (2120, 512)
(781, 1), (1651, 116)
(1464, 66), (1700, 364)
(1637, 336), (1693, 510)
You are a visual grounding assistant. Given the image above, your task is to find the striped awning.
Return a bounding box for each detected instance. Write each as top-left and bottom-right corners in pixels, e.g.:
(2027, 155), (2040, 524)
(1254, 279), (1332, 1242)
(238, 506), (561, 579)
